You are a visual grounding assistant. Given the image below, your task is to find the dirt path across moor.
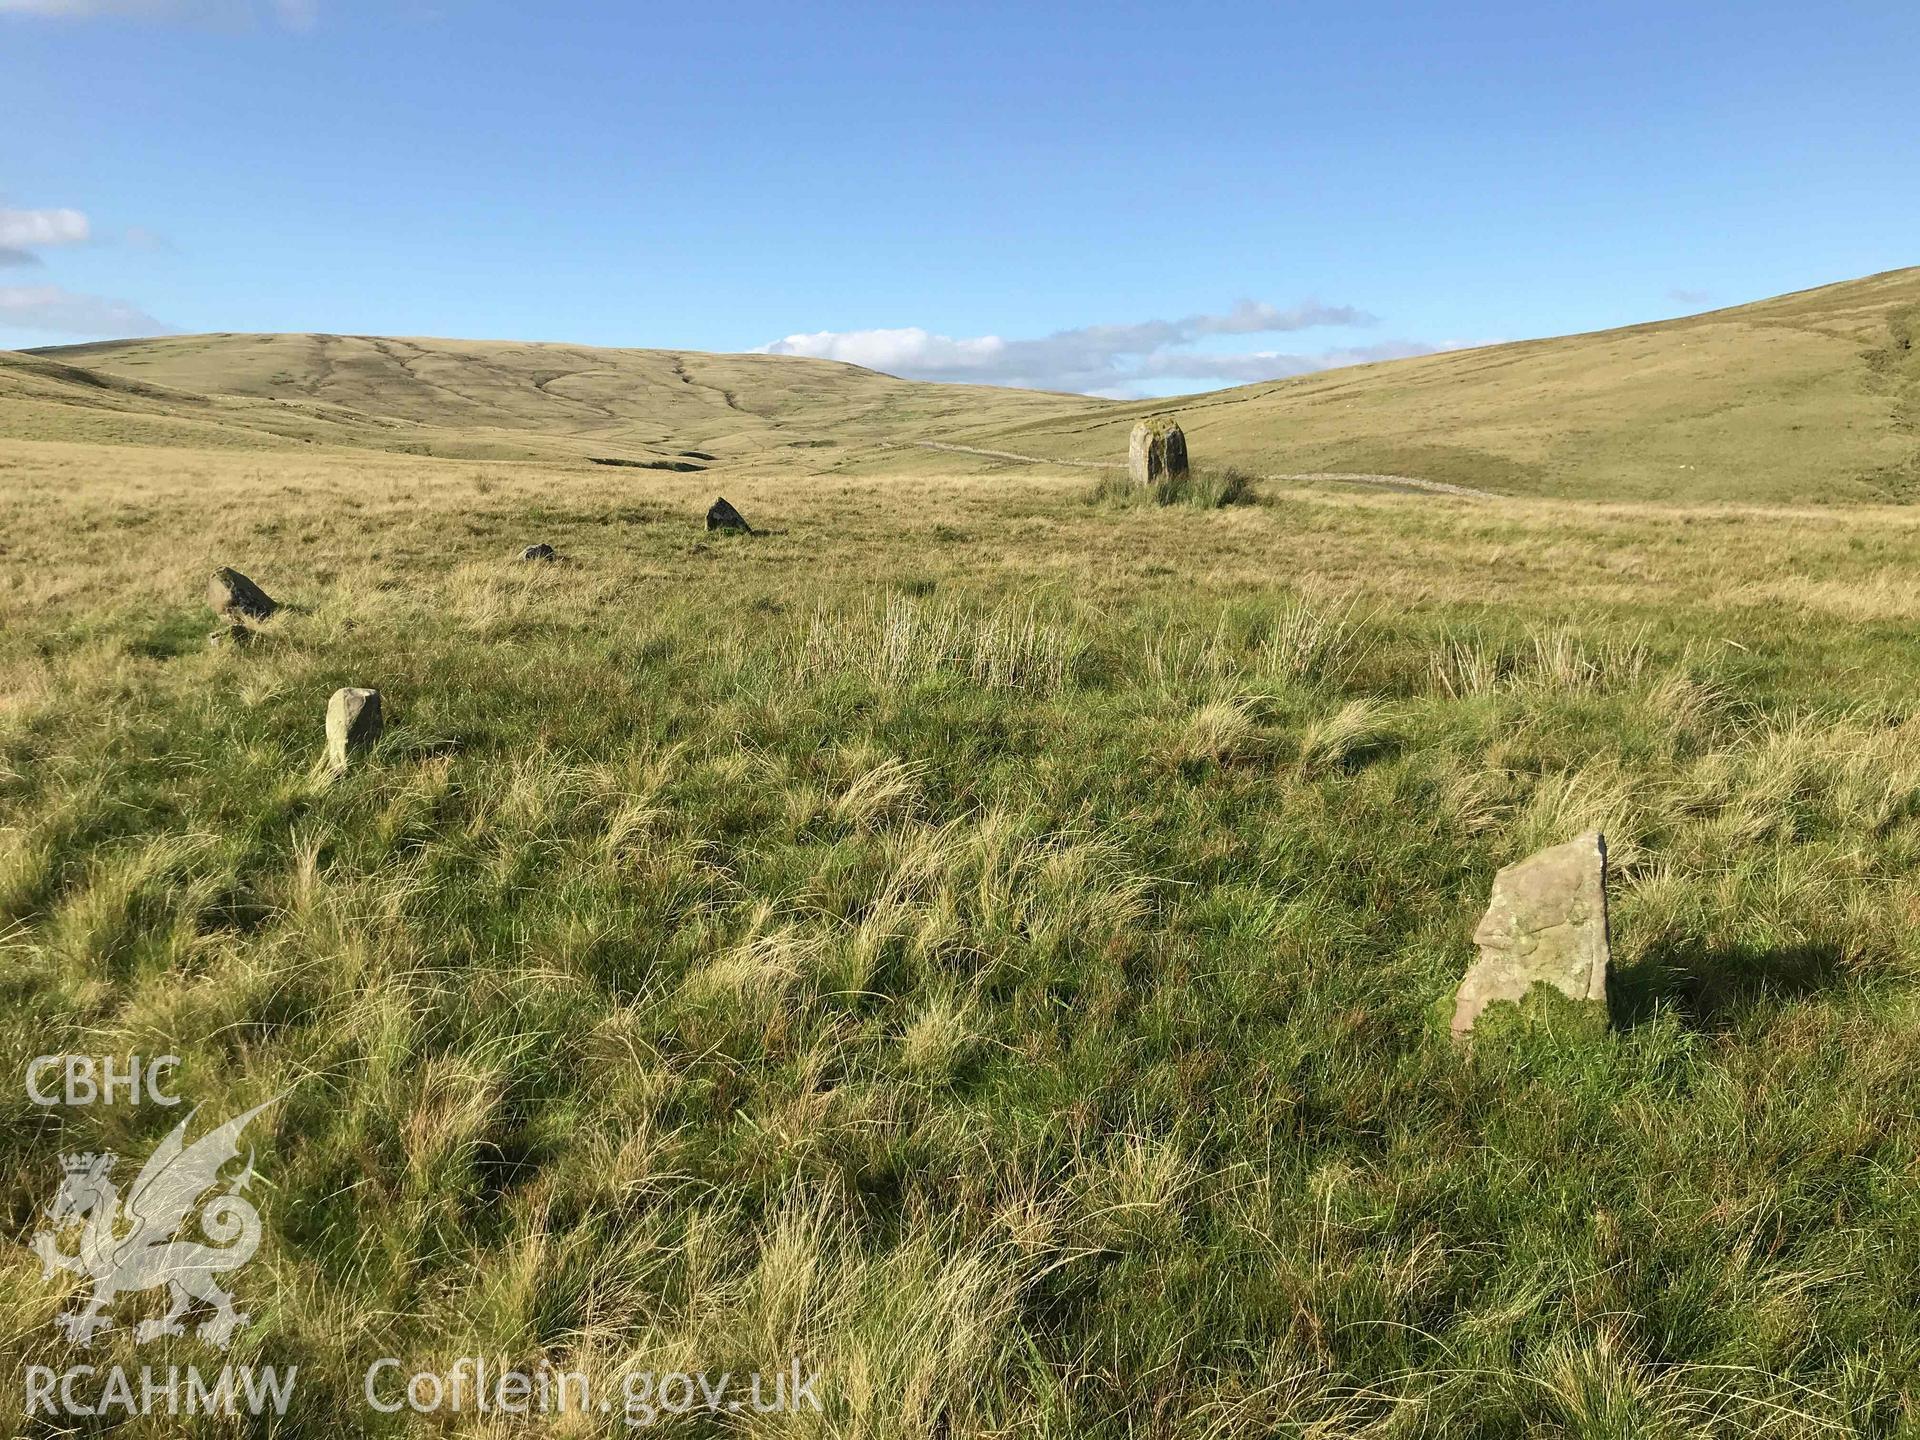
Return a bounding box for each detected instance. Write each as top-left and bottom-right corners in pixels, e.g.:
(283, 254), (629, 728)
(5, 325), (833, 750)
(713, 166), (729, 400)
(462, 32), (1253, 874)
(908, 440), (1499, 499)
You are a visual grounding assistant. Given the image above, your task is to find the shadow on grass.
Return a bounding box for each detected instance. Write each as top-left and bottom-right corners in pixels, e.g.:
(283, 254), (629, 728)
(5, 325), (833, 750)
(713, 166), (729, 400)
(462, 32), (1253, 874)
(385, 734), (469, 761)
(1611, 937), (1856, 1030)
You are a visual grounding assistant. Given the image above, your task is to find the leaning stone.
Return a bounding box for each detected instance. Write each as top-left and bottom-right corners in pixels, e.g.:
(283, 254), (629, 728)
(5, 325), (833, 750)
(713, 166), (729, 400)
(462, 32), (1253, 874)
(1452, 831), (1610, 1038)
(207, 623), (254, 649)
(325, 687), (383, 771)
(706, 497), (753, 534)
(208, 566), (278, 620)
(1128, 417), (1190, 489)
(519, 543), (558, 562)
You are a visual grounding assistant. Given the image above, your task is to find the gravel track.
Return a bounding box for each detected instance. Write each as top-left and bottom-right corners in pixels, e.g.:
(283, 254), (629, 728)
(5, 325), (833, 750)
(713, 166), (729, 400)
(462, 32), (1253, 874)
(907, 440), (1498, 499)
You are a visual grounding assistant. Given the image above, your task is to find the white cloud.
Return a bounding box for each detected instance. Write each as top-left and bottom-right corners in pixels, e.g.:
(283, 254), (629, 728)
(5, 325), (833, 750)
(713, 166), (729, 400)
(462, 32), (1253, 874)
(762, 327), (1012, 378)
(0, 284), (175, 336)
(1186, 299), (1376, 335)
(0, 207), (89, 249)
(1130, 340), (1457, 384)
(756, 299), (1450, 395)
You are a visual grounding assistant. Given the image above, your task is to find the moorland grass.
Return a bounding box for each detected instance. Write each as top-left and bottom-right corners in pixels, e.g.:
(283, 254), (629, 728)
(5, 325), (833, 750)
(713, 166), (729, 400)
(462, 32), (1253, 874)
(3, 441), (1920, 1434)
(1089, 465), (1258, 510)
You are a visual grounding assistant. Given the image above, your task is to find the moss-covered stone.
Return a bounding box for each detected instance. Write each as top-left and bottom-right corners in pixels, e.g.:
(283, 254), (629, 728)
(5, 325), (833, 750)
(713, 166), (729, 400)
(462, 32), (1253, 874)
(1128, 417), (1189, 488)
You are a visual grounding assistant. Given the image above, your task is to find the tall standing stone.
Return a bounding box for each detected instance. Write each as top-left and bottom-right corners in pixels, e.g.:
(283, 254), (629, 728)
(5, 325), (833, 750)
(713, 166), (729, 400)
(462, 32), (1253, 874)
(1452, 831), (1610, 1038)
(325, 687), (383, 772)
(1128, 418), (1190, 490)
(208, 567), (278, 621)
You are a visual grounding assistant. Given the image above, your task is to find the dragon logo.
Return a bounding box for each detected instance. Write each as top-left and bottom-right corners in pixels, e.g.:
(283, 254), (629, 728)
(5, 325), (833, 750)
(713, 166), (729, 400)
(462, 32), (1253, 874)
(29, 1097), (279, 1350)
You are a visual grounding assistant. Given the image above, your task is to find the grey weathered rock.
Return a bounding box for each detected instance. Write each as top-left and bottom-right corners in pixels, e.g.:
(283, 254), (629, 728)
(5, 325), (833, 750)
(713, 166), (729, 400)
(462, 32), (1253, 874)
(519, 543), (558, 562)
(208, 567), (278, 621)
(1452, 831), (1610, 1038)
(325, 687), (383, 772)
(706, 497), (753, 534)
(208, 622), (254, 649)
(1128, 418), (1190, 489)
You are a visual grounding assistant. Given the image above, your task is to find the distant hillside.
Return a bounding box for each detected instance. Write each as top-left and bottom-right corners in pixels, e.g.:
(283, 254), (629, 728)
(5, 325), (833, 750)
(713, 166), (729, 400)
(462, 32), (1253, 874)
(4, 333), (1091, 469)
(937, 267), (1920, 502)
(9, 266), (1919, 499)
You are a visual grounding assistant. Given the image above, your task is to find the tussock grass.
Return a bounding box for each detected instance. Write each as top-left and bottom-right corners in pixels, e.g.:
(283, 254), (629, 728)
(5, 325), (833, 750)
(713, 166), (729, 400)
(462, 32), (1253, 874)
(1429, 626), (1654, 698)
(795, 594), (1090, 694)
(6, 441), (1920, 1434)
(1089, 464), (1257, 509)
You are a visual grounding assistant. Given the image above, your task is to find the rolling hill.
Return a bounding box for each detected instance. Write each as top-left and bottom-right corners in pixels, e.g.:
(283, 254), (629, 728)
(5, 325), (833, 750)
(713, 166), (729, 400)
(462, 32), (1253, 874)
(7, 265), (1918, 500)
(0, 334), (1090, 467)
(944, 266), (1920, 502)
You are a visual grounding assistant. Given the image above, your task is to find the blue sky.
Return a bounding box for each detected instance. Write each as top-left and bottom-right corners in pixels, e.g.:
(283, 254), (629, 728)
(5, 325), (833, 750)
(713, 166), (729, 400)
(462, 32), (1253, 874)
(3, 0), (1916, 396)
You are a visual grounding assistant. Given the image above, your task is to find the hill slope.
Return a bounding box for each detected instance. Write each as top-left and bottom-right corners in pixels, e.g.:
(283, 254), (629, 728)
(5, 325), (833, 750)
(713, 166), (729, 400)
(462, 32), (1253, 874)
(941, 267), (1920, 502)
(10, 265), (1919, 499)
(6, 333), (1092, 468)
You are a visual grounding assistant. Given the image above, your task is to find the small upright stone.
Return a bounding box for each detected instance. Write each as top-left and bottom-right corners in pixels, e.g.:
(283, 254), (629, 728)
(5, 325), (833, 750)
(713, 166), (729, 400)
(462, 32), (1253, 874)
(325, 687), (383, 772)
(519, 543), (558, 562)
(1452, 831), (1610, 1038)
(1128, 417), (1190, 490)
(207, 567), (278, 621)
(706, 497), (753, 534)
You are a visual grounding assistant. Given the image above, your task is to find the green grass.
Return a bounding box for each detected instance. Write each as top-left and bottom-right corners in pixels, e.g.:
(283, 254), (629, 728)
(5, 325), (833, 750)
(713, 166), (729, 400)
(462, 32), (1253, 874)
(5, 438), (1920, 1434)
(1089, 465), (1258, 509)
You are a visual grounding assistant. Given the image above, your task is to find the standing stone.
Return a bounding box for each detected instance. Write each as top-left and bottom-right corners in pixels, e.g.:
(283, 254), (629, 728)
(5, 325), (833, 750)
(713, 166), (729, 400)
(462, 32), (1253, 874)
(706, 497), (753, 534)
(208, 567), (278, 620)
(1127, 418), (1190, 490)
(325, 687), (383, 772)
(1452, 831), (1610, 1038)
(519, 543), (558, 562)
